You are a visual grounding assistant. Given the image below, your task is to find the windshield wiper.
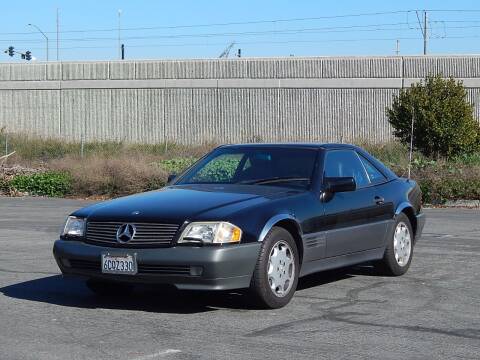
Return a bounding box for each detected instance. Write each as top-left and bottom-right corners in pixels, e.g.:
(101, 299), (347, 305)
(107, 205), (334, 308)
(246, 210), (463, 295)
(238, 177), (310, 185)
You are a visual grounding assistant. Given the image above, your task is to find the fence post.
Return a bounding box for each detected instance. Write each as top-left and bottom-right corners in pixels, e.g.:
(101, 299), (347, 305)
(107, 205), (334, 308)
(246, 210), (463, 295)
(80, 135), (85, 158)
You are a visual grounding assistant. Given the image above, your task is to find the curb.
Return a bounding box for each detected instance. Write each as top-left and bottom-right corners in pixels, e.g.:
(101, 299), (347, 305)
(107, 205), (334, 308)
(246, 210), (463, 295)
(426, 200), (480, 209)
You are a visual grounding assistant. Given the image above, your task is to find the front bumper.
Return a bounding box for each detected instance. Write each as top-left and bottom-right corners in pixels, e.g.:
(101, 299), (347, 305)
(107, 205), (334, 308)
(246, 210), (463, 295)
(53, 240), (261, 291)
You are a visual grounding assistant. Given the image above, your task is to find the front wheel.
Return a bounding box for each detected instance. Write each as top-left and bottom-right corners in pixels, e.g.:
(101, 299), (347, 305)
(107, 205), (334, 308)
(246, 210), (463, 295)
(249, 227), (299, 309)
(376, 213), (414, 276)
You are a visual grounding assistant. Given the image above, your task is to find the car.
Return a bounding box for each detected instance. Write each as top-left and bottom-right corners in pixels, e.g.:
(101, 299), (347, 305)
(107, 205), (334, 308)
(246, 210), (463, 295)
(53, 143), (426, 308)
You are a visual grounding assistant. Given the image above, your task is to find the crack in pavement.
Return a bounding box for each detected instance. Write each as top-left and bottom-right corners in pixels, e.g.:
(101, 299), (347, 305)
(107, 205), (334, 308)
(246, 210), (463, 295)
(246, 280), (480, 341)
(320, 313), (480, 341)
(246, 281), (384, 337)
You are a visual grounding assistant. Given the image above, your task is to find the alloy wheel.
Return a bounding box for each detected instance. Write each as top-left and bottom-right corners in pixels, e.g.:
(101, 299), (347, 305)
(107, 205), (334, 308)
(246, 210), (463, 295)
(393, 221), (412, 267)
(267, 240), (295, 297)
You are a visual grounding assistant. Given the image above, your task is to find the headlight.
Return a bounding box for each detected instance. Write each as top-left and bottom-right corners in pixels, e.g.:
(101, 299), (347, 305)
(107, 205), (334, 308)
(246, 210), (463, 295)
(62, 216), (86, 237)
(178, 222), (242, 244)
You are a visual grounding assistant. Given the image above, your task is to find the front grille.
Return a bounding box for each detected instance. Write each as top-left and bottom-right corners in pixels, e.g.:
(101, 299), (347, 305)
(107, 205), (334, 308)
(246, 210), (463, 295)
(139, 264), (191, 275)
(85, 222), (180, 248)
(68, 259), (191, 275)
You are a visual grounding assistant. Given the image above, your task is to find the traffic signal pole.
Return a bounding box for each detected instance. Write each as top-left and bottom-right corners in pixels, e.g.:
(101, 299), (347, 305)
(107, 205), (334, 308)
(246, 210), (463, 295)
(4, 46), (33, 61)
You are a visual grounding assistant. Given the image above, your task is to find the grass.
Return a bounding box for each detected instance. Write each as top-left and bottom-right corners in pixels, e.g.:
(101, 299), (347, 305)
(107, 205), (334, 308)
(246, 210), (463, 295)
(0, 133), (215, 162)
(1, 132), (480, 203)
(0, 132), (215, 198)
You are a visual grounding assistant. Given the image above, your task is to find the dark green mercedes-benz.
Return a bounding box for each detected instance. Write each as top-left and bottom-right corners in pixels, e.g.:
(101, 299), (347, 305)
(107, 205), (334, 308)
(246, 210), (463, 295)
(54, 143), (425, 308)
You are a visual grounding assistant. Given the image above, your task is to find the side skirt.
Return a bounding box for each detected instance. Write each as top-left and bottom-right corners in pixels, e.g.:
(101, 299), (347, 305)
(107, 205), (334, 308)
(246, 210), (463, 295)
(299, 247), (385, 278)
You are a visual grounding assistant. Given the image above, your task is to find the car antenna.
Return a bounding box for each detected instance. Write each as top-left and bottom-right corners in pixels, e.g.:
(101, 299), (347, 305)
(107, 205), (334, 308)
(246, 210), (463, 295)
(407, 106), (415, 180)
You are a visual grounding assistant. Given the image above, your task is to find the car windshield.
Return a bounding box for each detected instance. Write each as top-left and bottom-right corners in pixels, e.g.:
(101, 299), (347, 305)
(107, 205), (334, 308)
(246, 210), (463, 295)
(176, 147), (318, 189)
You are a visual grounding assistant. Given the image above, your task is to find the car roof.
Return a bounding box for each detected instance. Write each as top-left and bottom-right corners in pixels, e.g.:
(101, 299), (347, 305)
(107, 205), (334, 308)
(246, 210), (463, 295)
(220, 143), (358, 150)
(220, 142), (398, 180)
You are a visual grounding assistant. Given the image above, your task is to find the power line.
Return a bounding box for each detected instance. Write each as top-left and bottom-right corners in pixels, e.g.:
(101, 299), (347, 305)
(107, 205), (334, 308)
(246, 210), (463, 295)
(7, 20), (480, 45)
(2, 8), (480, 57)
(0, 22), (425, 44)
(22, 36), (427, 51)
(1, 8), (480, 37)
(0, 10), (419, 36)
(424, 9), (480, 12)
(2, 16), (480, 45)
(18, 31), (480, 53)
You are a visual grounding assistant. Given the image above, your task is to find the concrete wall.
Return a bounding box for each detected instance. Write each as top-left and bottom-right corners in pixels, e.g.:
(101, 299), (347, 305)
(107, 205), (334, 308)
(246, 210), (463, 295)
(1, 56), (479, 144)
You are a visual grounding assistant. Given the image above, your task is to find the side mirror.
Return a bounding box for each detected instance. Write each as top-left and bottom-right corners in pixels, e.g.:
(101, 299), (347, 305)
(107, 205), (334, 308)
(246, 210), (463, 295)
(324, 177), (356, 193)
(167, 174), (177, 184)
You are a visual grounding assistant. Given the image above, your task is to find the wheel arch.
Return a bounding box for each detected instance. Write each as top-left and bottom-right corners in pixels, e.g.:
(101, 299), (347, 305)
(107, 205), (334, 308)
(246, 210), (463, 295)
(396, 202), (417, 239)
(258, 214), (304, 266)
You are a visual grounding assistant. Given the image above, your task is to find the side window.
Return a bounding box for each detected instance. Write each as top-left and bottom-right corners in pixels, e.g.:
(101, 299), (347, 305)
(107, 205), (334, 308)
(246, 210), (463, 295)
(358, 155), (387, 185)
(324, 150), (370, 188)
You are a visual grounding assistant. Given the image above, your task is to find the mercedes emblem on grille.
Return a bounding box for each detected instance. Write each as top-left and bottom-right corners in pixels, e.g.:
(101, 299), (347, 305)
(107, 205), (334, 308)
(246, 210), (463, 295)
(116, 224), (136, 243)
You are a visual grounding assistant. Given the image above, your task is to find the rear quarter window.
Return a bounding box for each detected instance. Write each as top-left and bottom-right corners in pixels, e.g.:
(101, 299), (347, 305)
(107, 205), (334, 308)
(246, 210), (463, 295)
(358, 154), (387, 185)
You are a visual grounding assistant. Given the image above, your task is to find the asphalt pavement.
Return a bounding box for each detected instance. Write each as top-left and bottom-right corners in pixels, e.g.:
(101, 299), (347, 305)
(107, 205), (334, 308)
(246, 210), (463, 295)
(0, 196), (479, 360)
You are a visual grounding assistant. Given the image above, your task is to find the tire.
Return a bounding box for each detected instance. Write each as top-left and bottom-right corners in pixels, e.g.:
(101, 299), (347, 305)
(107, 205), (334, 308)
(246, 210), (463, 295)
(376, 213), (414, 276)
(85, 278), (134, 297)
(248, 227), (299, 309)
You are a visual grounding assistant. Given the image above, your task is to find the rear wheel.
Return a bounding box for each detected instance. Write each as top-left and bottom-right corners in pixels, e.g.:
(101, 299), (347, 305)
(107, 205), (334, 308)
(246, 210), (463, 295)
(249, 227), (299, 309)
(86, 278), (134, 297)
(376, 212), (414, 276)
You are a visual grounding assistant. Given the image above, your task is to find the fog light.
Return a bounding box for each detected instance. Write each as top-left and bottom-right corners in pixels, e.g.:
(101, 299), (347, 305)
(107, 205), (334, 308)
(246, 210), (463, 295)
(190, 266), (203, 276)
(61, 258), (71, 267)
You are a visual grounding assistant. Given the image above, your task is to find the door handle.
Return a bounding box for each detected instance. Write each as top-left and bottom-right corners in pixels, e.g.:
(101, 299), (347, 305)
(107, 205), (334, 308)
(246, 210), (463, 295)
(374, 196), (385, 205)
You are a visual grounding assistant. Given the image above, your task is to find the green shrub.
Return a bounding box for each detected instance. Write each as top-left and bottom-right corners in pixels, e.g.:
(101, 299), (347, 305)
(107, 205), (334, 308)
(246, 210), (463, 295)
(418, 178), (480, 204)
(159, 156), (240, 182)
(191, 156), (240, 182)
(386, 75), (480, 159)
(0, 177), (9, 193)
(159, 157), (198, 174)
(450, 152), (480, 166)
(10, 171), (72, 197)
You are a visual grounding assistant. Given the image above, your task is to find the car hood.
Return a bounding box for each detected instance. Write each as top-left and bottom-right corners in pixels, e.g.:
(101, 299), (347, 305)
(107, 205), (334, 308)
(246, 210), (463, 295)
(73, 184), (299, 223)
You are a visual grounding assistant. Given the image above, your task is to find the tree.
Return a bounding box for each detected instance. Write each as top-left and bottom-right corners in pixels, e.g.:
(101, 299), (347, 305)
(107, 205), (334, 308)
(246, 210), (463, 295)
(386, 75), (480, 158)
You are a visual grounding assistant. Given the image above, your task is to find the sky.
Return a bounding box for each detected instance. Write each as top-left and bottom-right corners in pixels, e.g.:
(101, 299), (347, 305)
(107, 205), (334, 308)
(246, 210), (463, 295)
(2, 0), (480, 62)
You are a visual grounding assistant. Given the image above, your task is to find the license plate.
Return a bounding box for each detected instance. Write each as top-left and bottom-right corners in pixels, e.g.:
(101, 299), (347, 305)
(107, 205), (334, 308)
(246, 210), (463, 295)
(101, 253), (137, 275)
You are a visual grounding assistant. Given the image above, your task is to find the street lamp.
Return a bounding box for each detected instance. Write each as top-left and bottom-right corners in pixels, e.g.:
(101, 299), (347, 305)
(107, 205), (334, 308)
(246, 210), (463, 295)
(28, 23), (49, 61)
(118, 9), (122, 59)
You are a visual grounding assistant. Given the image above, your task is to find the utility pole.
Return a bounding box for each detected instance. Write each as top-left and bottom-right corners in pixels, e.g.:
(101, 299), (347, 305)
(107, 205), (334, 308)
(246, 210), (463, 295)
(423, 10), (428, 55)
(395, 39), (400, 55)
(408, 107), (415, 179)
(416, 10), (428, 55)
(56, 8), (60, 61)
(118, 9), (122, 60)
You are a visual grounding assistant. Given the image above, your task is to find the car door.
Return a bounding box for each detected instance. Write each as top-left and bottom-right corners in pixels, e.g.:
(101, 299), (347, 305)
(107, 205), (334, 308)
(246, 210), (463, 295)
(322, 149), (388, 257)
(357, 153), (395, 243)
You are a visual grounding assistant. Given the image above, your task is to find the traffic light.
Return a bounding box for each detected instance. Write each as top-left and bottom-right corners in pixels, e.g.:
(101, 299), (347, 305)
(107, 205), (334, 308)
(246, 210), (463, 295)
(25, 51), (32, 61)
(8, 46), (14, 57)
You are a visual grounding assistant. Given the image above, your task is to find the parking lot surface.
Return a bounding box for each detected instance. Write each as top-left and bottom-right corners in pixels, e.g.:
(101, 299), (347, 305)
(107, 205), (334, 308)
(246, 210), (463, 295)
(0, 196), (479, 360)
